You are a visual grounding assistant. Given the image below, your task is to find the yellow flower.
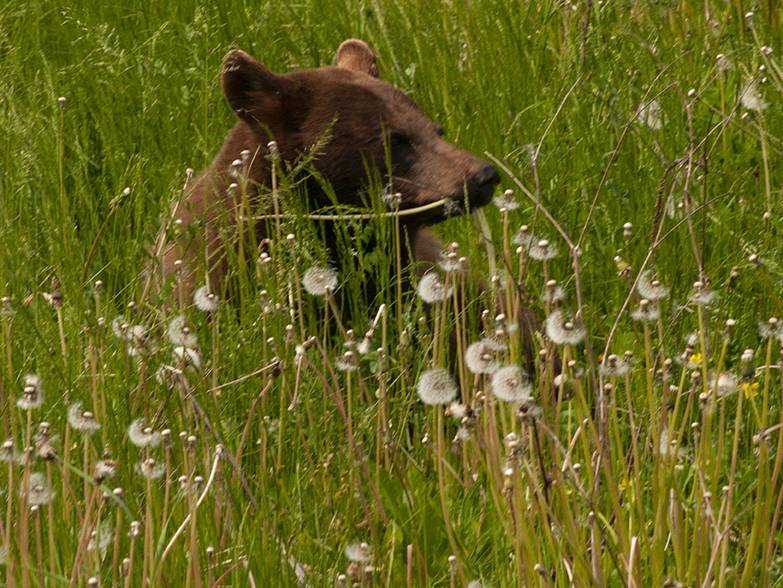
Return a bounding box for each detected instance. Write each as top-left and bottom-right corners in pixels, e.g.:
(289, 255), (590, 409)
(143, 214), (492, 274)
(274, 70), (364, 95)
(618, 478), (630, 492)
(742, 382), (759, 399)
(690, 353), (702, 365)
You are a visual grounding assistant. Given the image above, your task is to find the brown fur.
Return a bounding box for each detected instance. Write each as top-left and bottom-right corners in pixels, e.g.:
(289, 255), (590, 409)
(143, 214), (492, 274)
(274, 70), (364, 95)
(159, 40), (501, 293)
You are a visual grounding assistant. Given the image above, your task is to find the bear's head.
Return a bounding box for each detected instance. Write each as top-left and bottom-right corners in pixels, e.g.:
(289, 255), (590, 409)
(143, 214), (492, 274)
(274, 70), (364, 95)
(220, 40), (500, 222)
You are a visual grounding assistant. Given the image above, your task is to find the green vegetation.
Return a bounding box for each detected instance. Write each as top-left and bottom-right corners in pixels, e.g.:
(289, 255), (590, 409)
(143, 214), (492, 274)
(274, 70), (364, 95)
(1, 0), (782, 586)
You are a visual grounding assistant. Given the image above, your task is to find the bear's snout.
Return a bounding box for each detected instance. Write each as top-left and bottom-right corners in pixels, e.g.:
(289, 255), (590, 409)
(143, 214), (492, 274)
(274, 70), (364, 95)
(466, 163), (500, 208)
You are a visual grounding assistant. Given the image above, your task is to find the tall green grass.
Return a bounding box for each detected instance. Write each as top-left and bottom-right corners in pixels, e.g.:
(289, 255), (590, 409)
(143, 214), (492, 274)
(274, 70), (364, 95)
(1, 0), (782, 586)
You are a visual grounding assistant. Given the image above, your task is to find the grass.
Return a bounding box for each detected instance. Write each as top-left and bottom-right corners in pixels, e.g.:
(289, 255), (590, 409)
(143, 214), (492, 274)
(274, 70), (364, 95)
(1, 0), (782, 586)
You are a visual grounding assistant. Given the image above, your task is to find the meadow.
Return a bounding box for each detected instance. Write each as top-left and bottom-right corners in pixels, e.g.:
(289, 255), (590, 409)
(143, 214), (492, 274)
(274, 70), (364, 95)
(1, 0), (782, 586)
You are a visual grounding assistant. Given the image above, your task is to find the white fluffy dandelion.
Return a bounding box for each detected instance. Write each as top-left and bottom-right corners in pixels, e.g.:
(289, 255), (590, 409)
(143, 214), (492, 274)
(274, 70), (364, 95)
(528, 239), (559, 261)
(464, 341), (499, 374)
(546, 310), (586, 346)
(416, 368), (458, 405)
(344, 542), (373, 563)
(630, 299), (660, 322)
(128, 419), (161, 449)
(637, 271), (670, 301)
(417, 272), (452, 304)
(194, 286), (220, 312)
(491, 366), (533, 403)
(167, 315), (198, 348)
(302, 266), (338, 296)
(18, 374), (44, 410)
(68, 402), (101, 435)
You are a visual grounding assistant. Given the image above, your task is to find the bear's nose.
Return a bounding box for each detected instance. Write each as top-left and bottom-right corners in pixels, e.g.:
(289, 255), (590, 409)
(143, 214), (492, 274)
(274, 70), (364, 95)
(476, 164), (500, 188)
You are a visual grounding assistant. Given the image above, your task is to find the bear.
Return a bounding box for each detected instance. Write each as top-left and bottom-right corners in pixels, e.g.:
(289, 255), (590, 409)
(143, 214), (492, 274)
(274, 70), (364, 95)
(155, 39), (540, 366)
(157, 39), (500, 292)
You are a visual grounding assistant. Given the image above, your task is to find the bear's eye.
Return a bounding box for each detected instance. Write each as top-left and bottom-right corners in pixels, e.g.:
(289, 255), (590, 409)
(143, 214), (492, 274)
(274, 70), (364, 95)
(387, 130), (413, 150)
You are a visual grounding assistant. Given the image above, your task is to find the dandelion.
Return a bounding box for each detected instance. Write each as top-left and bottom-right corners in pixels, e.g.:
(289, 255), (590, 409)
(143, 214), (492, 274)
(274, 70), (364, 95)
(546, 310), (586, 346)
(68, 402), (101, 435)
(128, 419), (161, 449)
(464, 341), (499, 374)
(135, 458), (165, 480)
(111, 315), (128, 339)
(335, 351), (358, 372)
(93, 459), (116, 482)
(528, 239), (558, 261)
(690, 281), (715, 306)
(758, 317), (781, 340)
(194, 286), (220, 312)
(658, 427), (685, 460)
(22, 472), (52, 507)
(709, 372), (737, 398)
(344, 542), (373, 563)
(416, 368), (458, 405)
(493, 189), (520, 210)
(742, 382), (759, 399)
(417, 272), (452, 304)
(173, 346), (202, 371)
(18, 374), (44, 410)
(637, 271), (670, 300)
(716, 54), (732, 72)
(167, 315), (198, 348)
(518, 399), (542, 419)
(446, 402), (470, 420)
(599, 354), (633, 378)
(631, 299), (660, 322)
(512, 225), (532, 247)
(491, 366), (533, 403)
(87, 520), (113, 553)
(34, 423), (57, 461)
(438, 251), (462, 273)
(740, 79), (767, 111)
(640, 98), (664, 130)
(302, 266), (338, 296)
(543, 280), (565, 304)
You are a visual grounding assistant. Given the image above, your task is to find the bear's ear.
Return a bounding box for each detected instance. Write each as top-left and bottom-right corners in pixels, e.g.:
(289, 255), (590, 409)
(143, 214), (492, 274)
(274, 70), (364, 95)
(336, 39), (379, 78)
(221, 50), (285, 123)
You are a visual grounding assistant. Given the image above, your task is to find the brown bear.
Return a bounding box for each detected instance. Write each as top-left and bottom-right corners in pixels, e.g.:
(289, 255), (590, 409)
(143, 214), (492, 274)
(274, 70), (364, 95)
(157, 39), (502, 299)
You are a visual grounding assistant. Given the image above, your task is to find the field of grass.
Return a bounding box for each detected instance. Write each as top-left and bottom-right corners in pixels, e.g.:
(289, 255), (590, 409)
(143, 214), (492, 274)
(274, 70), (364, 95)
(1, 0), (782, 586)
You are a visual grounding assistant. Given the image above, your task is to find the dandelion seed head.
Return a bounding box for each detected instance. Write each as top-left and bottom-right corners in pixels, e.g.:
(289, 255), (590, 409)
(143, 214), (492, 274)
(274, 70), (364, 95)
(128, 419), (161, 449)
(491, 366), (533, 403)
(167, 315), (197, 348)
(543, 280), (565, 304)
(18, 374), (44, 410)
(741, 79), (767, 111)
(631, 299), (660, 322)
(416, 368), (458, 405)
(173, 346), (202, 371)
(302, 266), (339, 296)
(599, 355), (624, 378)
(336, 351), (358, 372)
(493, 189), (520, 210)
(68, 402), (101, 435)
(637, 271), (670, 301)
(512, 225), (532, 247)
(22, 472), (52, 506)
(690, 281), (715, 306)
(417, 272), (452, 304)
(709, 371), (737, 398)
(344, 542), (373, 563)
(528, 239), (558, 261)
(446, 402), (469, 420)
(87, 520), (113, 552)
(465, 341), (499, 374)
(93, 459), (116, 483)
(135, 458), (165, 480)
(194, 286), (220, 312)
(546, 310), (585, 346)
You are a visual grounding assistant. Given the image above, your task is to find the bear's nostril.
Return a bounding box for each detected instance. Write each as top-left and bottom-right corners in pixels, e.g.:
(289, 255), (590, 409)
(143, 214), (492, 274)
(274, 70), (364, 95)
(476, 164), (500, 187)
